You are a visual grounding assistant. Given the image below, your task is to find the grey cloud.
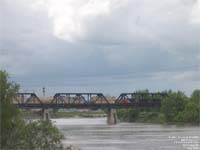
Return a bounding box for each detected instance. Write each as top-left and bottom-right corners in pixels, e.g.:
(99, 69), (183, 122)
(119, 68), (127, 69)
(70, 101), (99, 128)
(1, 0), (200, 95)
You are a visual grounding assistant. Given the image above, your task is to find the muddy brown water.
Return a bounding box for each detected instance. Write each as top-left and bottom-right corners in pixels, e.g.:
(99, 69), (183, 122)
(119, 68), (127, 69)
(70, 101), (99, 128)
(52, 118), (200, 150)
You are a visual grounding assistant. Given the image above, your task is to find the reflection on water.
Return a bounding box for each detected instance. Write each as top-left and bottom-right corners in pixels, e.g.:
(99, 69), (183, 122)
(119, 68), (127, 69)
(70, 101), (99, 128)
(52, 118), (199, 150)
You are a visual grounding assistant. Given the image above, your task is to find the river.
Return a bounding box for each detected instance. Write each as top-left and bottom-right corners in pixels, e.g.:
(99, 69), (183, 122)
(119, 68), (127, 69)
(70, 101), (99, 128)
(52, 118), (199, 150)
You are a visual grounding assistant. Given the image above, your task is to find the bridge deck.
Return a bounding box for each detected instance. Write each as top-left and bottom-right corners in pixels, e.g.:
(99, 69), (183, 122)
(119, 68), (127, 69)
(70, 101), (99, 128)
(15, 102), (161, 109)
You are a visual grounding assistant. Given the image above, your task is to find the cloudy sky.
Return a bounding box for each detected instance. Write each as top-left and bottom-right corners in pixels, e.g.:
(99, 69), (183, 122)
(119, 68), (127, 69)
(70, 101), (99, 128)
(1, 0), (200, 96)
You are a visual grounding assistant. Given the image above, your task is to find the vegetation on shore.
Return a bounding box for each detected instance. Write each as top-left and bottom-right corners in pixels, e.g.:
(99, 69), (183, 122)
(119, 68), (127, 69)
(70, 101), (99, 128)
(117, 90), (200, 125)
(0, 71), (67, 150)
(20, 109), (106, 119)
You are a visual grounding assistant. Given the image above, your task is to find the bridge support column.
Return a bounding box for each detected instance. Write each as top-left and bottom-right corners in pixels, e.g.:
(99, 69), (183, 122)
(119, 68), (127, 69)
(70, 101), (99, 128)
(42, 109), (50, 121)
(107, 108), (117, 125)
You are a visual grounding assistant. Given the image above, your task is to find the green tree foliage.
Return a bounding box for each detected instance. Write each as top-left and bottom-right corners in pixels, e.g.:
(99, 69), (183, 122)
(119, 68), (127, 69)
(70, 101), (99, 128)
(0, 70), (65, 149)
(176, 90), (200, 124)
(161, 91), (187, 122)
(20, 120), (64, 150)
(0, 70), (22, 148)
(190, 89), (200, 104)
(117, 89), (199, 124)
(181, 101), (199, 123)
(117, 108), (139, 122)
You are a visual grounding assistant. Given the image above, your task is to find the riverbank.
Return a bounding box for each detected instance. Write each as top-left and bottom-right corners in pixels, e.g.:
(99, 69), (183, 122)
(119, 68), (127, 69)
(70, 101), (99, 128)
(20, 109), (106, 119)
(20, 109), (199, 126)
(51, 110), (106, 118)
(117, 109), (200, 126)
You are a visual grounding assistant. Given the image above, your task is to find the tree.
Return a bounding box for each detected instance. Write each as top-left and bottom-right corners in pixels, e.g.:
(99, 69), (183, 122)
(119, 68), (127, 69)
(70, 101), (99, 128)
(0, 70), (65, 149)
(179, 90), (200, 124)
(190, 89), (200, 104)
(0, 70), (22, 148)
(161, 91), (187, 122)
(182, 101), (199, 123)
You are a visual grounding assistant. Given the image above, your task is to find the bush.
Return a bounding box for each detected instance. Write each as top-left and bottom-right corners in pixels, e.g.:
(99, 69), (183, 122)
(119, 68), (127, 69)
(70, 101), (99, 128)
(20, 120), (64, 150)
(117, 108), (139, 122)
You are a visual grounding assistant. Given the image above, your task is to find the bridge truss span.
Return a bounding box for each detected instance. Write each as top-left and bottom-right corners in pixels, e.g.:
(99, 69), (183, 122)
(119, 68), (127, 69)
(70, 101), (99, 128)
(13, 92), (168, 109)
(13, 93), (43, 105)
(116, 92), (167, 104)
(50, 93), (109, 105)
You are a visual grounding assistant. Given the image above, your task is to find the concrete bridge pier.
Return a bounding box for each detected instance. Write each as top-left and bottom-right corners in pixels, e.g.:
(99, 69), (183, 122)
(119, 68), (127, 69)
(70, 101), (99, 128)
(107, 108), (118, 125)
(42, 109), (50, 121)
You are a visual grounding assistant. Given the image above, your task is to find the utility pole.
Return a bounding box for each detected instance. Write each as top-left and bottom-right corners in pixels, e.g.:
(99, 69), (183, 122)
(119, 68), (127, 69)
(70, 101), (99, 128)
(42, 87), (45, 96)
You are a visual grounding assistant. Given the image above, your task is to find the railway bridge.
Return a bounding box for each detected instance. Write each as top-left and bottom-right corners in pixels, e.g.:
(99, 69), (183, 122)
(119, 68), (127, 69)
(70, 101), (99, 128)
(13, 92), (167, 125)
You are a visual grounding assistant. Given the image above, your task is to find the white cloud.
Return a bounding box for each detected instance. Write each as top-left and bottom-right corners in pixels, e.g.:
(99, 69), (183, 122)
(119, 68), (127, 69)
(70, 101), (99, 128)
(45, 0), (126, 41)
(191, 0), (200, 24)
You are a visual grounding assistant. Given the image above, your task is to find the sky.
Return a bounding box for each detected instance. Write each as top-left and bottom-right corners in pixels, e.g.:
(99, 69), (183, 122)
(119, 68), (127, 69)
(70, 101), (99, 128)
(1, 0), (200, 96)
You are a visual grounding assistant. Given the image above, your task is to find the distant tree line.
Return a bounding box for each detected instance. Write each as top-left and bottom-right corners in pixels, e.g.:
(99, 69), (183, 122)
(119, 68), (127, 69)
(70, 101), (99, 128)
(117, 89), (200, 124)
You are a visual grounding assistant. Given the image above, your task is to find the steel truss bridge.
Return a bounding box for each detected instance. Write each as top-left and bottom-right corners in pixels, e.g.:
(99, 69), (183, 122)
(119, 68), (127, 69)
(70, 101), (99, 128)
(13, 92), (167, 109)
